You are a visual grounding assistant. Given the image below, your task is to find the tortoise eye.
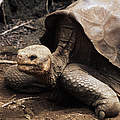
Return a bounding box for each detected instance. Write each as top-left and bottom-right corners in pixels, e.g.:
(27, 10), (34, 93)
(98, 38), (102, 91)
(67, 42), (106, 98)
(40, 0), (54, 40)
(29, 55), (37, 61)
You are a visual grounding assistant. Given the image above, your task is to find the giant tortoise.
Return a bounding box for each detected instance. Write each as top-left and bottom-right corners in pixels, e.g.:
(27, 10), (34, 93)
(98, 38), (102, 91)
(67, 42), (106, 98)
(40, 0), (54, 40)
(4, 0), (120, 119)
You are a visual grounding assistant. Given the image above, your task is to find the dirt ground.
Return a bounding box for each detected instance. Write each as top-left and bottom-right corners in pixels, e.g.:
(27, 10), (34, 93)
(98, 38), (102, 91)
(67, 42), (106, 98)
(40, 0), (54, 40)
(0, 1), (120, 119)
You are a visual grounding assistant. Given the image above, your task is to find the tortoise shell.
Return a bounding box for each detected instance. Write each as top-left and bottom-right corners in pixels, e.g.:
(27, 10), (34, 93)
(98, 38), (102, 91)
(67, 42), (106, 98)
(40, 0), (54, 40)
(45, 0), (120, 68)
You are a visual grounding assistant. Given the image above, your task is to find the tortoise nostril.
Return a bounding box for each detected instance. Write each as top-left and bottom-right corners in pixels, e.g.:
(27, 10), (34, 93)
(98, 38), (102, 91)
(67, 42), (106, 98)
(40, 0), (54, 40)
(29, 55), (37, 61)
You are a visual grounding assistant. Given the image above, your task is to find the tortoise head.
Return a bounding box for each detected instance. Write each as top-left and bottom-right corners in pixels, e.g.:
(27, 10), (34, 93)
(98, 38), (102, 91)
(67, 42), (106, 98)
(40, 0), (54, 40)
(17, 45), (52, 76)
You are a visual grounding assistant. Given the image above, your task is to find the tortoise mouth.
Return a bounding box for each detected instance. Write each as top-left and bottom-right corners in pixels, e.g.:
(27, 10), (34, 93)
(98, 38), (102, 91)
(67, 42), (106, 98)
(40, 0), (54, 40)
(18, 64), (45, 74)
(17, 58), (51, 76)
(18, 63), (40, 67)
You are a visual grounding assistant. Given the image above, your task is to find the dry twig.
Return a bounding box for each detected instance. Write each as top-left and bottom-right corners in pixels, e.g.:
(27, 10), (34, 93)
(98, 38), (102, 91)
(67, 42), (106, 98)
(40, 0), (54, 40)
(0, 0), (7, 25)
(0, 0), (3, 6)
(1, 1), (7, 26)
(24, 24), (37, 30)
(1, 96), (39, 120)
(2, 96), (40, 108)
(0, 20), (33, 36)
(0, 60), (17, 64)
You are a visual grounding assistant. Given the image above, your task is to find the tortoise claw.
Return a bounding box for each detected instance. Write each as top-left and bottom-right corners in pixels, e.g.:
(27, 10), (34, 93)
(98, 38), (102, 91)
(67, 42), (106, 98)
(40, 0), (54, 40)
(98, 111), (105, 119)
(95, 110), (105, 120)
(95, 102), (120, 119)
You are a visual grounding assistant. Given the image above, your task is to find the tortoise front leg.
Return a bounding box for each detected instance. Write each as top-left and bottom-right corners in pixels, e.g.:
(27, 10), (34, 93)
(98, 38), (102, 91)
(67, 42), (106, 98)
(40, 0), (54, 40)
(60, 63), (120, 119)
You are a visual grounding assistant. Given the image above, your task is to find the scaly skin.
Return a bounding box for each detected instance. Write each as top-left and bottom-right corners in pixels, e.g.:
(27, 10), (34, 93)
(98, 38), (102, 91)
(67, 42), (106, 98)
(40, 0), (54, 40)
(60, 64), (120, 119)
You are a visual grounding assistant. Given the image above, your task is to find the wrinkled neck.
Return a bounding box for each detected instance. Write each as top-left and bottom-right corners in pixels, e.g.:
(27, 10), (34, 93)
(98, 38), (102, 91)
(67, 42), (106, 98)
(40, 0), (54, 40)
(50, 54), (67, 79)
